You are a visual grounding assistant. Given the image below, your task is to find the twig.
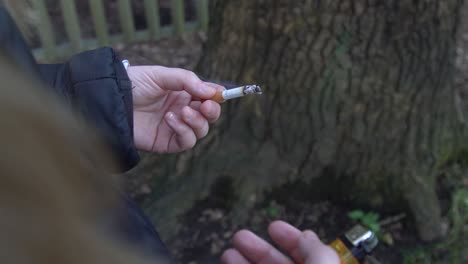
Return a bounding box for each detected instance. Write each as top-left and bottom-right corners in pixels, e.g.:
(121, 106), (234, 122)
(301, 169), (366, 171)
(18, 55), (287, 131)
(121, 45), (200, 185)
(295, 208), (306, 227)
(379, 213), (406, 227)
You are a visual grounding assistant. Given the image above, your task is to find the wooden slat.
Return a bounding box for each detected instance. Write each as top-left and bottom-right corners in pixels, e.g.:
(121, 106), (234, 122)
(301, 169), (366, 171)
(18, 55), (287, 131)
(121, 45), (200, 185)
(196, 0), (209, 30)
(118, 0), (136, 42)
(144, 0), (161, 39)
(171, 0), (185, 34)
(89, 0), (109, 46)
(32, 0), (56, 57)
(33, 0), (206, 61)
(33, 22), (201, 62)
(60, 0), (81, 51)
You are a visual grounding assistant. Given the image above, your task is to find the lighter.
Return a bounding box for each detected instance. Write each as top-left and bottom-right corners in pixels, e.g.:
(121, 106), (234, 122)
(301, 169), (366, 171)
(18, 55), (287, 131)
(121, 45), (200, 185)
(329, 225), (378, 264)
(208, 85), (262, 103)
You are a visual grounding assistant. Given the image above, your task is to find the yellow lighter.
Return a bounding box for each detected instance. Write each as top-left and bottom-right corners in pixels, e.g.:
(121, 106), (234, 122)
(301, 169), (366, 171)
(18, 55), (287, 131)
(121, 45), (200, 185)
(329, 225), (378, 264)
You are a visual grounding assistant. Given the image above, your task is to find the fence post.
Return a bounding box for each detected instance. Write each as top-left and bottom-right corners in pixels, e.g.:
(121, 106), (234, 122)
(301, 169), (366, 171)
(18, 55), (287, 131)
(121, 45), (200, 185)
(32, 0), (56, 58)
(89, 0), (109, 46)
(171, 0), (185, 34)
(144, 0), (161, 39)
(196, 0), (209, 30)
(117, 0), (136, 42)
(60, 0), (81, 52)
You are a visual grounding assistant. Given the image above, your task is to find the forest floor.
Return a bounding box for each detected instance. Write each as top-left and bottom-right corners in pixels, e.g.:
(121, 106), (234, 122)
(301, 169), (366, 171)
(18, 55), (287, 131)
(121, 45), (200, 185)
(117, 32), (467, 264)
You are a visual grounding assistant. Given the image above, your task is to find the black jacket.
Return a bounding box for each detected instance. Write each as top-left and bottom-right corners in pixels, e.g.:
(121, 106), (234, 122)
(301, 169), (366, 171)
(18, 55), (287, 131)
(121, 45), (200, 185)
(0, 6), (171, 261)
(1, 7), (138, 172)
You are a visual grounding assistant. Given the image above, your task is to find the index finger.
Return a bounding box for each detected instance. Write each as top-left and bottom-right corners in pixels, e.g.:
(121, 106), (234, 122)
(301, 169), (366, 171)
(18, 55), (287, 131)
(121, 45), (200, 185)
(156, 66), (217, 99)
(232, 230), (294, 264)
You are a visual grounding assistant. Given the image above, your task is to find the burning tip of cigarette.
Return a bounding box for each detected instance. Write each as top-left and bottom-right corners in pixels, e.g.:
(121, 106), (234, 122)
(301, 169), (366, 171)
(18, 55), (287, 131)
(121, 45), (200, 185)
(244, 85), (263, 95)
(218, 84), (263, 102)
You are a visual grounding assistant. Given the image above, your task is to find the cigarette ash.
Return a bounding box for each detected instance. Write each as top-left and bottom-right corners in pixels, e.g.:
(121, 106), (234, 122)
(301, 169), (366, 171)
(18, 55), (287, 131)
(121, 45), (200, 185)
(243, 85), (263, 95)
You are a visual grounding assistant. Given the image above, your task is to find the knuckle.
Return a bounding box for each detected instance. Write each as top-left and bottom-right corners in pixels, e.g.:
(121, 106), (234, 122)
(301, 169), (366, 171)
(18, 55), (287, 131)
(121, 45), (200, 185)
(183, 70), (200, 83)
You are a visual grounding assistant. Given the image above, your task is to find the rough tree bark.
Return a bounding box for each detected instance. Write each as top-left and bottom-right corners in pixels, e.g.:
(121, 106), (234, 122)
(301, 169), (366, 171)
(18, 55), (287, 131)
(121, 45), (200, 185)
(137, 0), (468, 241)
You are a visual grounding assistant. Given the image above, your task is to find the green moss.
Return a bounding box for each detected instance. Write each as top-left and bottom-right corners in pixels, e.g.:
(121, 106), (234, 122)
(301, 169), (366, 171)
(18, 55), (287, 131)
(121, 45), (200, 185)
(436, 148), (468, 169)
(436, 124), (468, 169)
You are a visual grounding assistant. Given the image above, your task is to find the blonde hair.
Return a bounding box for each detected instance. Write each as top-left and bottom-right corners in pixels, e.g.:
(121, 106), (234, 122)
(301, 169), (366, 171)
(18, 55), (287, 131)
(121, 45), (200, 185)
(0, 53), (166, 263)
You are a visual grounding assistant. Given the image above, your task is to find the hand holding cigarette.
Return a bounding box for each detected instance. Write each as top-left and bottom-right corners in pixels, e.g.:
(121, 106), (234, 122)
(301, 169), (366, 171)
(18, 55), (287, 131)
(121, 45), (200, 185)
(127, 65), (263, 154)
(128, 66), (224, 153)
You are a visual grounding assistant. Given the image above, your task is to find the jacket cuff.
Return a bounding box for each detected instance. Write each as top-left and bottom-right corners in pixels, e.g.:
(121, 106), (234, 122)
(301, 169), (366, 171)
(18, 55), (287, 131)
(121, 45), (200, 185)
(67, 47), (139, 171)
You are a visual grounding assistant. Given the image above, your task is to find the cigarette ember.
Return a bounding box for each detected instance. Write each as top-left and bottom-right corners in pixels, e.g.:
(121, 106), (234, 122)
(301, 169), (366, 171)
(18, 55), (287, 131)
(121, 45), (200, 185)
(243, 85), (263, 95)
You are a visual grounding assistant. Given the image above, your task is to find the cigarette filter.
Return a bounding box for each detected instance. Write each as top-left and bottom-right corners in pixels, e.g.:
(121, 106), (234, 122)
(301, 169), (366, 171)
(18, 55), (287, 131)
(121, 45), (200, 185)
(210, 85), (262, 103)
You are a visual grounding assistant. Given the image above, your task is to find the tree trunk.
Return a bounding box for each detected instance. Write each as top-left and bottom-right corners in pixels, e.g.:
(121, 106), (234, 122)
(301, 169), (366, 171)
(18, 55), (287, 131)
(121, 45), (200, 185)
(138, 0), (468, 241)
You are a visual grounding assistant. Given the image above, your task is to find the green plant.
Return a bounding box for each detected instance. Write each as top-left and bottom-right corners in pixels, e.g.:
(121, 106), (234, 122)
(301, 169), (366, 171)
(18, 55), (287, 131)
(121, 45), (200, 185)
(264, 200), (280, 218)
(347, 210), (381, 233)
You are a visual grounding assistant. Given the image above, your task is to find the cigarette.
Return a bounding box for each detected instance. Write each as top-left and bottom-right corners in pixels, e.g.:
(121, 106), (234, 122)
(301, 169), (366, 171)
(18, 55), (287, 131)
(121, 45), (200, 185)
(210, 85), (263, 103)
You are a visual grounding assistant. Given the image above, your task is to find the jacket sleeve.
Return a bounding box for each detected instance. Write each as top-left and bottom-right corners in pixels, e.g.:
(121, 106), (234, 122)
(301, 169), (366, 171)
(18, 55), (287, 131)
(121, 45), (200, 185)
(38, 47), (139, 172)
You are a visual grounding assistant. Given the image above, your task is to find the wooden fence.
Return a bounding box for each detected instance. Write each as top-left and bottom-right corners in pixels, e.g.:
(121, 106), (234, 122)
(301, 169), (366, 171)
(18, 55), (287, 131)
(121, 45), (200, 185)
(29, 0), (209, 61)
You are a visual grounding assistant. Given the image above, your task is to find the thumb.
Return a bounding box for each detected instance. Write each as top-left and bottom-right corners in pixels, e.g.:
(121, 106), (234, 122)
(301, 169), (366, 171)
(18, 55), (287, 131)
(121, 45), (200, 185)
(299, 231), (341, 264)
